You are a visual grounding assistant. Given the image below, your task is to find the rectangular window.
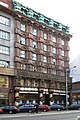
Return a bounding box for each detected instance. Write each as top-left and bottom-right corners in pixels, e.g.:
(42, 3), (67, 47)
(52, 36), (56, 42)
(52, 70), (56, 75)
(43, 33), (47, 39)
(20, 37), (25, 44)
(61, 50), (64, 56)
(0, 46), (9, 55)
(61, 61), (64, 66)
(20, 64), (26, 69)
(60, 38), (64, 45)
(20, 24), (25, 31)
(43, 68), (47, 73)
(52, 47), (56, 54)
(52, 58), (56, 65)
(0, 15), (10, 26)
(43, 44), (47, 51)
(20, 50), (25, 58)
(0, 30), (10, 40)
(0, 76), (8, 88)
(32, 53), (37, 60)
(43, 56), (47, 62)
(32, 41), (37, 48)
(0, 60), (9, 67)
(32, 28), (37, 36)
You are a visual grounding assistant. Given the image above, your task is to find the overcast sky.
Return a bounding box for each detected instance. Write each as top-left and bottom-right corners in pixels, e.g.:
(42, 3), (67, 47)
(16, 0), (80, 63)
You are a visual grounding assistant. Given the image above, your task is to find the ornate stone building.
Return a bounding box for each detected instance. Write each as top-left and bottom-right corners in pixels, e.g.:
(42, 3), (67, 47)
(0, 0), (72, 106)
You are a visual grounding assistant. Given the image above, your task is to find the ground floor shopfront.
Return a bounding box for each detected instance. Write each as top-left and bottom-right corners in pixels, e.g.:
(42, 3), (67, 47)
(13, 86), (66, 106)
(0, 69), (71, 106)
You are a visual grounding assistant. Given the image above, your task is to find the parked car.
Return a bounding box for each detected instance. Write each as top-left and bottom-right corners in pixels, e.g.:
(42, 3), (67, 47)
(18, 104), (35, 113)
(50, 104), (65, 111)
(39, 105), (50, 112)
(1, 106), (19, 114)
(0, 108), (3, 113)
(67, 104), (80, 110)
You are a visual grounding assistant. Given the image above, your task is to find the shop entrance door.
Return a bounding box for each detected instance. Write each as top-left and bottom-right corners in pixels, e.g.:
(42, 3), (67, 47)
(45, 94), (49, 105)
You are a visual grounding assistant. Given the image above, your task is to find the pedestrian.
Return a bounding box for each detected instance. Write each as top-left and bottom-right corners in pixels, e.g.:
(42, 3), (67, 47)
(35, 103), (39, 113)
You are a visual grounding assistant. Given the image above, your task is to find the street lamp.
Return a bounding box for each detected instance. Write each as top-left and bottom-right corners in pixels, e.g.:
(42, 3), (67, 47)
(66, 66), (76, 109)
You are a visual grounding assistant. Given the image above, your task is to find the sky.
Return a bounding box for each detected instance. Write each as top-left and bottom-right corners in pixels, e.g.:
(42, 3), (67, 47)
(16, 0), (80, 63)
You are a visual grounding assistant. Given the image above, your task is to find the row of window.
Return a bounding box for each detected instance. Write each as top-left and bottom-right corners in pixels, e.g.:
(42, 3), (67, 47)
(20, 24), (64, 45)
(20, 50), (64, 66)
(0, 15), (65, 46)
(16, 79), (65, 89)
(19, 39), (64, 56)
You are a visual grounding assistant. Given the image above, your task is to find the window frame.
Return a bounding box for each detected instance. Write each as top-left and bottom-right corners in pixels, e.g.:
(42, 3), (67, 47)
(0, 45), (10, 55)
(20, 24), (25, 31)
(0, 15), (10, 26)
(0, 30), (10, 40)
(20, 50), (25, 58)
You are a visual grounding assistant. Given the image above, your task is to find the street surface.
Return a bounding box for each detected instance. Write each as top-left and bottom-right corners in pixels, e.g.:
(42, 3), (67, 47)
(0, 110), (80, 120)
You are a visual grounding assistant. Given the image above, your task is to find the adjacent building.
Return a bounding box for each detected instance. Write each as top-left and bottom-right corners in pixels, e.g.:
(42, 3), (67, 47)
(70, 55), (80, 104)
(0, 0), (72, 106)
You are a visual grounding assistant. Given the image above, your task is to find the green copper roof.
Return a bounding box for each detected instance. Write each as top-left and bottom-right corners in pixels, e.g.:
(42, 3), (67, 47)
(12, 0), (69, 34)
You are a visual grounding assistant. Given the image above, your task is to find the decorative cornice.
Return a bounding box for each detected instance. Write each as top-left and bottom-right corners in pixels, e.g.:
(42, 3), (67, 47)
(12, 0), (70, 35)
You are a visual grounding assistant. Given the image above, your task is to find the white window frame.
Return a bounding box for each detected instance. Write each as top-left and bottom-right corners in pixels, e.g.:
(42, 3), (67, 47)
(0, 60), (9, 67)
(0, 30), (10, 40)
(0, 46), (9, 54)
(0, 15), (10, 26)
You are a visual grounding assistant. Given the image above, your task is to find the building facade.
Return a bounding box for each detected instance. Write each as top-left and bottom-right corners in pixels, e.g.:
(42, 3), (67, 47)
(0, 0), (72, 106)
(70, 55), (80, 104)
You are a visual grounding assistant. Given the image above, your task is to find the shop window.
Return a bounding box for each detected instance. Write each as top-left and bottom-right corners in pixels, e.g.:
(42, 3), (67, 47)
(20, 79), (24, 86)
(0, 76), (8, 88)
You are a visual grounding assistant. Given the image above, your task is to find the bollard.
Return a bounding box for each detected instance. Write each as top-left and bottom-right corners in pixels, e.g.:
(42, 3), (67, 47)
(76, 116), (80, 120)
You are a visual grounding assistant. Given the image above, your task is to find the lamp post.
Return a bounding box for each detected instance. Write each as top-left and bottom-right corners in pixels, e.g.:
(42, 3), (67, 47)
(66, 68), (69, 109)
(66, 66), (76, 109)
